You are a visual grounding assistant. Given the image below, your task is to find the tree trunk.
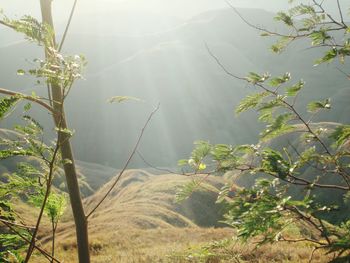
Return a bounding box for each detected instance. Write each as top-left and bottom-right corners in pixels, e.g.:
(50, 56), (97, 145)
(39, 1), (90, 262)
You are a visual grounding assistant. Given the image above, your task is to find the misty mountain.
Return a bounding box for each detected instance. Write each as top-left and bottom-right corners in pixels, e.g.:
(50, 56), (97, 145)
(0, 7), (349, 168)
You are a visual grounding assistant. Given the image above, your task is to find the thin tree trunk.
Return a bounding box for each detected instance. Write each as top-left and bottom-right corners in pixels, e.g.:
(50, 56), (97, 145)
(39, 1), (90, 262)
(51, 220), (55, 263)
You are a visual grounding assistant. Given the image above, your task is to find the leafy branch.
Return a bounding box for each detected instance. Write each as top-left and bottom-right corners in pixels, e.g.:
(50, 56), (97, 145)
(179, 1), (350, 260)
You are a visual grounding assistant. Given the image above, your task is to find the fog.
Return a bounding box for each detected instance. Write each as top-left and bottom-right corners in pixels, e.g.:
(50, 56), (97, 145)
(1, 0), (290, 19)
(0, 0), (292, 43)
(0, 0), (349, 169)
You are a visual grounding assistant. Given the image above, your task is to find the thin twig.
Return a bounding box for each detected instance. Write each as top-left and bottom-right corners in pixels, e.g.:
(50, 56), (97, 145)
(0, 219), (35, 230)
(0, 88), (55, 114)
(58, 0), (78, 52)
(280, 236), (326, 246)
(1, 221), (61, 263)
(0, 20), (15, 30)
(25, 118), (63, 262)
(318, 218), (331, 245)
(336, 0), (346, 26)
(225, 0), (294, 38)
(312, 0), (344, 28)
(308, 246), (318, 263)
(47, 83), (53, 106)
(205, 43), (246, 81)
(136, 150), (179, 174)
(265, 169), (349, 190)
(206, 41), (338, 162)
(86, 104), (160, 218)
(336, 67), (350, 80)
(51, 218), (59, 263)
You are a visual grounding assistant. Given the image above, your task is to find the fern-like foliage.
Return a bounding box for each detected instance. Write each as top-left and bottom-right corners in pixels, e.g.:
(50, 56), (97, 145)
(177, 1), (350, 260)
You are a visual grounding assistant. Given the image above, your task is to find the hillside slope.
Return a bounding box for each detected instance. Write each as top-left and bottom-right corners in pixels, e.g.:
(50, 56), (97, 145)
(32, 169), (328, 263)
(2, 8), (348, 169)
(57, 170), (225, 239)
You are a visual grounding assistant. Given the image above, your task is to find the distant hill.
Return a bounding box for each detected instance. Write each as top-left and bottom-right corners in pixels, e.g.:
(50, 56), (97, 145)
(35, 169), (229, 255)
(60, 170), (226, 235)
(0, 127), (226, 229)
(0, 8), (348, 169)
(28, 168), (326, 263)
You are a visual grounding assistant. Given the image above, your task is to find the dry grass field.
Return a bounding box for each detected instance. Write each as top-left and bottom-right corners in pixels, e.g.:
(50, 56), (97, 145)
(31, 227), (329, 263)
(12, 170), (331, 262)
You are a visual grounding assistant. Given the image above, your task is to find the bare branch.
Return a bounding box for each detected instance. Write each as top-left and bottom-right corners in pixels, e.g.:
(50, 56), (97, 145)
(0, 88), (55, 114)
(1, 220), (61, 263)
(336, 0), (346, 26)
(0, 19), (15, 30)
(312, 0), (345, 28)
(0, 219), (35, 230)
(58, 0), (78, 52)
(86, 104), (160, 218)
(280, 236), (326, 246)
(225, 0), (290, 38)
(205, 43), (246, 81)
(137, 150), (178, 174)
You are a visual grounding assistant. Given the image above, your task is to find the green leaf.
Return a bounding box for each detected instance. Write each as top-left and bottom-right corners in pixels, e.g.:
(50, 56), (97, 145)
(260, 113), (295, 141)
(23, 115), (43, 132)
(330, 125), (350, 148)
(234, 144), (256, 154)
(314, 48), (337, 65)
(268, 73), (291, 87)
(310, 30), (331, 46)
(258, 98), (283, 112)
(108, 96), (142, 103)
(191, 141), (211, 164)
(285, 80), (304, 96)
(177, 159), (188, 166)
(216, 184), (230, 203)
(55, 127), (75, 137)
(17, 69), (25, 75)
(30, 192), (67, 221)
(307, 98), (331, 112)
(23, 103), (32, 112)
(261, 149), (290, 179)
(235, 92), (269, 114)
(175, 180), (199, 202)
(275, 12), (294, 26)
(296, 146), (317, 167)
(3, 15), (54, 47)
(0, 149), (34, 160)
(245, 72), (269, 84)
(270, 37), (291, 53)
(62, 158), (73, 165)
(211, 144), (233, 160)
(0, 96), (21, 120)
(257, 98), (285, 124)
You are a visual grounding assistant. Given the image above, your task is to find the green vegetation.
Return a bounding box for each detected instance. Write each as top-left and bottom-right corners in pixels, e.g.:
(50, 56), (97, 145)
(0, 1), (90, 261)
(0, 0), (350, 262)
(179, 0), (350, 261)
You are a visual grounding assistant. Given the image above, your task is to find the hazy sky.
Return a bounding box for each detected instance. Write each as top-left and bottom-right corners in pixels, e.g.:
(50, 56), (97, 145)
(0, 0), (292, 21)
(0, 0), (344, 25)
(0, 0), (295, 44)
(0, 1), (345, 44)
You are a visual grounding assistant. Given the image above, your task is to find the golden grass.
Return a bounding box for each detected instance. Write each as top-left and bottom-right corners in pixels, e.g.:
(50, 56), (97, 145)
(32, 227), (232, 262)
(13, 170), (333, 262)
(31, 227), (330, 263)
